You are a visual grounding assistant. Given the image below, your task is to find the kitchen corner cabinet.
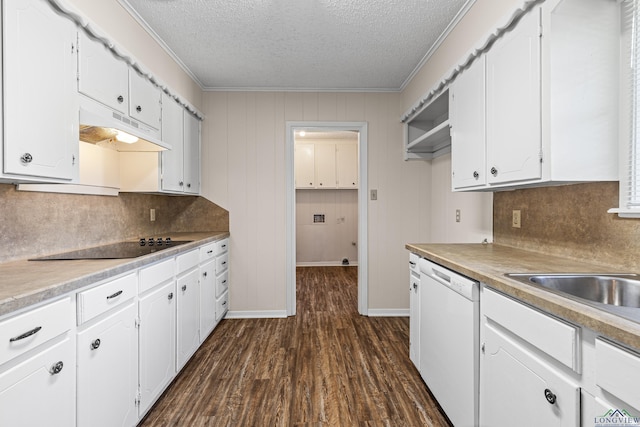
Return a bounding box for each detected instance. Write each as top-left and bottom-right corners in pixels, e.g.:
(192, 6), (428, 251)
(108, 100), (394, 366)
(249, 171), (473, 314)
(1, 0), (79, 183)
(452, 0), (619, 191)
(294, 141), (358, 189)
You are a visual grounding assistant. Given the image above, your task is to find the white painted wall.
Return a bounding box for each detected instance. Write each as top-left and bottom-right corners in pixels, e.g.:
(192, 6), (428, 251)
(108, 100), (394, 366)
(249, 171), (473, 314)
(201, 92), (432, 312)
(296, 189), (358, 265)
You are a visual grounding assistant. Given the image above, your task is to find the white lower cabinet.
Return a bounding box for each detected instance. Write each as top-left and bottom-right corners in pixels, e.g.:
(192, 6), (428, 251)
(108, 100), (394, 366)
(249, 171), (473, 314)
(76, 301), (138, 427)
(138, 281), (176, 415)
(408, 253), (420, 369)
(176, 250), (201, 370)
(200, 258), (216, 341)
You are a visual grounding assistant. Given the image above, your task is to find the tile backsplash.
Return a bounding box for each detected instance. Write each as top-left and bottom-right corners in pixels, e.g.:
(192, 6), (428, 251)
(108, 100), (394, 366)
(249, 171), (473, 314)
(493, 182), (640, 271)
(0, 184), (228, 262)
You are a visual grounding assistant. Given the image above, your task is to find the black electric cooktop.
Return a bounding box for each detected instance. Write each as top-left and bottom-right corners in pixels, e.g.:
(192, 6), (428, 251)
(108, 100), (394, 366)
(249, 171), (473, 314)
(30, 238), (191, 261)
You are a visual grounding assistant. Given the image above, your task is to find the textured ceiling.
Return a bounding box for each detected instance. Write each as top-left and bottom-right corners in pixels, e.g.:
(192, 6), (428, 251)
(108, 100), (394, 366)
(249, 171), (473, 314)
(120, 0), (471, 91)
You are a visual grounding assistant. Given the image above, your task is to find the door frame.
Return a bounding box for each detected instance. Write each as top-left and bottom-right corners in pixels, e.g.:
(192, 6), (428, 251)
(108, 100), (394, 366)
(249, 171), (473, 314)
(285, 121), (368, 316)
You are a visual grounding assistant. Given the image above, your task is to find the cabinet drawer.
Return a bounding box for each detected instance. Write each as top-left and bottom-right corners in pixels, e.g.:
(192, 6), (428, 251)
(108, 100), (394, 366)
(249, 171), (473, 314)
(216, 270), (229, 297)
(216, 238), (229, 255)
(595, 338), (640, 410)
(216, 291), (228, 321)
(177, 249), (199, 274)
(0, 297), (72, 366)
(216, 253), (229, 275)
(483, 288), (580, 372)
(199, 243), (216, 263)
(77, 273), (137, 325)
(409, 253), (420, 273)
(139, 258), (175, 294)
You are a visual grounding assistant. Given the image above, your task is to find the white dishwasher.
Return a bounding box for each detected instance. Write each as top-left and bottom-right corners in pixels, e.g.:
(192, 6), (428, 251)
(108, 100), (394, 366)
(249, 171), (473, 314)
(418, 258), (479, 427)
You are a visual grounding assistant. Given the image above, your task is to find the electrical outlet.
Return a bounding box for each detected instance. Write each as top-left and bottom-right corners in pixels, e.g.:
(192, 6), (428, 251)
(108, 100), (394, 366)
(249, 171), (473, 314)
(150, 209), (156, 222)
(455, 209), (461, 223)
(512, 210), (521, 228)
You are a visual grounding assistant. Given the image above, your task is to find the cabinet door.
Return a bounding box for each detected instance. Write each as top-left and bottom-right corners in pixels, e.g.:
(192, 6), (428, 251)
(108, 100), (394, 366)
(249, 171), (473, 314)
(183, 111), (201, 194)
(451, 57), (487, 189)
(315, 143), (336, 188)
(77, 302), (138, 427)
(336, 143), (358, 189)
(176, 269), (200, 370)
(139, 282), (176, 415)
(78, 32), (128, 114)
(161, 94), (184, 192)
(295, 143), (315, 188)
(129, 70), (161, 130)
(200, 259), (216, 340)
(480, 321), (580, 427)
(3, 0), (78, 180)
(0, 337), (74, 427)
(408, 271), (420, 370)
(486, 8), (542, 185)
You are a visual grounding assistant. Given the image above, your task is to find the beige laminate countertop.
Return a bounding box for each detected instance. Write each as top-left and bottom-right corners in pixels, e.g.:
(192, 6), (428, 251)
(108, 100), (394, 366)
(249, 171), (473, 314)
(406, 243), (640, 352)
(0, 231), (229, 318)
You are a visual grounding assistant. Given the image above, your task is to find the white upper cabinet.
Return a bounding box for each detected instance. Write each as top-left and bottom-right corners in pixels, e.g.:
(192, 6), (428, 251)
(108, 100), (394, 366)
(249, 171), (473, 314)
(486, 7), (542, 185)
(295, 143), (315, 188)
(129, 70), (162, 130)
(451, 57), (487, 190)
(448, 0), (619, 191)
(2, 0), (78, 182)
(161, 94), (184, 193)
(183, 110), (201, 194)
(315, 143), (336, 188)
(77, 32), (128, 114)
(336, 143), (358, 189)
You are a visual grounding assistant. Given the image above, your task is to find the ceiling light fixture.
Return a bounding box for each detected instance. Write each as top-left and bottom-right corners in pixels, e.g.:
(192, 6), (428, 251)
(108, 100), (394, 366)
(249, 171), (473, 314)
(299, 131), (306, 137)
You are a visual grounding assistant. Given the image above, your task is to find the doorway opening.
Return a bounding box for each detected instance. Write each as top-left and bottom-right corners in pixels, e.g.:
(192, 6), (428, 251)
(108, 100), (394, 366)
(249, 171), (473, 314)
(286, 122), (368, 316)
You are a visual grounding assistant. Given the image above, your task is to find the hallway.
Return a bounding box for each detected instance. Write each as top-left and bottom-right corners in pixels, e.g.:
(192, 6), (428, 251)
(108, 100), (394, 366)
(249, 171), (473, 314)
(139, 267), (450, 426)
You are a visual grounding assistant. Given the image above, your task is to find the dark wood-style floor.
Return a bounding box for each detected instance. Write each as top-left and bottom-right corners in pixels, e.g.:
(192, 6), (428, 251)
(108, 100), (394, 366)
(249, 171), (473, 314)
(139, 266), (451, 426)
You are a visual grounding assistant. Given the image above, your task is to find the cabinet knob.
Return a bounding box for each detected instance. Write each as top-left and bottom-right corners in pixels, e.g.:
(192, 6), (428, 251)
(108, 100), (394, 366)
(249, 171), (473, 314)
(187, 183), (191, 188)
(309, 182), (313, 185)
(90, 338), (101, 350)
(473, 171), (479, 179)
(136, 105), (142, 113)
(544, 388), (556, 405)
(490, 167), (498, 177)
(203, 272), (208, 277)
(179, 181), (184, 187)
(412, 282), (418, 290)
(168, 292), (174, 300)
(182, 285), (187, 292)
(49, 361), (64, 375)
(117, 95), (124, 103)
(20, 153), (33, 164)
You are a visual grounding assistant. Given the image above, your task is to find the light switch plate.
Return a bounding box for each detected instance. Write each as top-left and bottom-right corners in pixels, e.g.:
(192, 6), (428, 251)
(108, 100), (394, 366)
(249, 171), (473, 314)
(371, 189), (377, 200)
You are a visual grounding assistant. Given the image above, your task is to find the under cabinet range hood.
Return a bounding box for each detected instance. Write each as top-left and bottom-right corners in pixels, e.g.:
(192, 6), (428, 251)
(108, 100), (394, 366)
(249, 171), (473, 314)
(78, 94), (171, 152)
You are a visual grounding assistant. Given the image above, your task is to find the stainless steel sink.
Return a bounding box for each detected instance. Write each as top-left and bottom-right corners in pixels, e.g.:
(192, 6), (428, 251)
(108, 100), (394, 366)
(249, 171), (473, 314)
(506, 273), (640, 323)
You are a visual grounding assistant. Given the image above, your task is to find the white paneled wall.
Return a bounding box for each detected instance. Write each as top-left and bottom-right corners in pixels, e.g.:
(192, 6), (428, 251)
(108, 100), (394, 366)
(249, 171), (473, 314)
(296, 189), (358, 265)
(201, 92), (432, 313)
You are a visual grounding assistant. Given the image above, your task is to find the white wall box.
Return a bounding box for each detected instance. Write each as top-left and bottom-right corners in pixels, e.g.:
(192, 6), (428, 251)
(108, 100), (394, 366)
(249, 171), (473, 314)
(0, 297), (75, 427)
(403, 89), (450, 160)
(1, 0), (79, 183)
(452, 0), (619, 191)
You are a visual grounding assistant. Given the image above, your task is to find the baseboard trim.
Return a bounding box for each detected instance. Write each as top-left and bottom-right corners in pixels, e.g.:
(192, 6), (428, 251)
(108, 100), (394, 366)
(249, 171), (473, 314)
(367, 309), (410, 317)
(296, 261), (359, 267)
(225, 310), (288, 319)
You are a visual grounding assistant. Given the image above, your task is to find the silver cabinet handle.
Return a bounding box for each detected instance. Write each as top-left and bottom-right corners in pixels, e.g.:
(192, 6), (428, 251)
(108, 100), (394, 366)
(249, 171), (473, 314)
(117, 95), (124, 103)
(20, 153), (33, 164)
(9, 326), (42, 342)
(207, 250), (214, 254)
(544, 389), (556, 404)
(221, 244), (227, 249)
(222, 301), (227, 306)
(473, 171), (479, 179)
(203, 272), (208, 277)
(179, 181), (184, 187)
(50, 361), (64, 375)
(90, 338), (101, 350)
(187, 183), (191, 188)
(106, 290), (123, 300)
(136, 105), (142, 113)
(222, 261), (227, 266)
(222, 279), (227, 285)
(409, 261), (416, 266)
(490, 167), (498, 177)
(182, 285), (187, 292)
(168, 292), (174, 300)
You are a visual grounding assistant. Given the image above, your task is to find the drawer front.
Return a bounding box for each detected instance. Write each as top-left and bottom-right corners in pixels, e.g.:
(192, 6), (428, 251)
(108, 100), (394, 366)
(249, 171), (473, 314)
(483, 287), (580, 372)
(595, 338), (640, 411)
(216, 238), (229, 255)
(139, 258), (175, 294)
(199, 243), (216, 263)
(409, 252), (420, 273)
(0, 297), (72, 366)
(216, 270), (229, 297)
(216, 291), (228, 321)
(177, 249), (199, 274)
(216, 253), (229, 275)
(77, 273), (137, 325)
